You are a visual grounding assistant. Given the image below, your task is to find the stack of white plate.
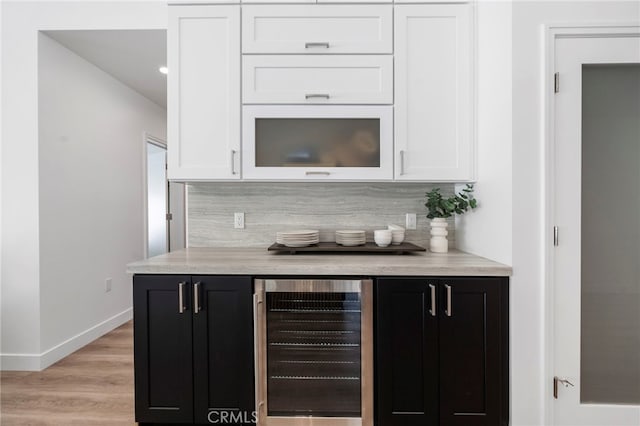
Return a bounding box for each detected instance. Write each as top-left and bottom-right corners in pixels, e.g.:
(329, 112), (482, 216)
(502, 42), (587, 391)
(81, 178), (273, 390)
(276, 230), (320, 247)
(335, 230), (366, 246)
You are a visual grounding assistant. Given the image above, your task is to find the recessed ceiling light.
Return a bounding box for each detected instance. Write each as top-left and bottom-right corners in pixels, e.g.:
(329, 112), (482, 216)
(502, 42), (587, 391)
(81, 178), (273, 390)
(159, 66), (168, 75)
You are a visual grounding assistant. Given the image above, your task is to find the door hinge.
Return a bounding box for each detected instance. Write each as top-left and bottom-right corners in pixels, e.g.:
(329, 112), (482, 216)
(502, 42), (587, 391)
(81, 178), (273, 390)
(166, 213), (173, 221)
(553, 376), (575, 399)
(553, 226), (559, 246)
(554, 72), (560, 93)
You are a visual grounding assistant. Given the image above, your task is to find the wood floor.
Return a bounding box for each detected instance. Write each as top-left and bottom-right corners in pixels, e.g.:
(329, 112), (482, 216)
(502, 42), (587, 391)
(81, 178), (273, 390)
(1, 321), (136, 425)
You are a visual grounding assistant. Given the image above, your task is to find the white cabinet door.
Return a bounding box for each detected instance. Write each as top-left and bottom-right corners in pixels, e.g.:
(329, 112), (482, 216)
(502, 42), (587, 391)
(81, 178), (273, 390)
(242, 5), (393, 54)
(168, 6), (241, 180)
(394, 4), (473, 181)
(242, 105), (393, 181)
(243, 55), (393, 104)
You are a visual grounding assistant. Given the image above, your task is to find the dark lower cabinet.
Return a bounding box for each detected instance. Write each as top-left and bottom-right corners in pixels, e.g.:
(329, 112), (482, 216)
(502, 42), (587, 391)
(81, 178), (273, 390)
(192, 276), (255, 424)
(376, 277), (509, 426)
(134, 275), (194, 423)
(134, 275), (254, 425)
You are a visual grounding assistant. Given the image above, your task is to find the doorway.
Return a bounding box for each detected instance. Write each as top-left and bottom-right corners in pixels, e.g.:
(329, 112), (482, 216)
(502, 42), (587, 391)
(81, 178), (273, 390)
(145, 134), (185, 257)
(548, 27), (640, 425)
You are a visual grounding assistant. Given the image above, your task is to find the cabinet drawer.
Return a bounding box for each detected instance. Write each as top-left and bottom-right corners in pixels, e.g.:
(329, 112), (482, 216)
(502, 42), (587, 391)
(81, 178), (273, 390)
(242, 5), (393, 54)
(243, 56), (393, 104)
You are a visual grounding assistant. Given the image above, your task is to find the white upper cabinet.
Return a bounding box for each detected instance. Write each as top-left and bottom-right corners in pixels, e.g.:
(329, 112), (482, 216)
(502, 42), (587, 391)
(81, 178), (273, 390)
(394, 4), (474, 181)
(167, 3), (475, 182)
(242, 105), (393, 181)
(167, 6), (241, 180)
(243, 55), (393, 104)
(242, 5), (393, 54)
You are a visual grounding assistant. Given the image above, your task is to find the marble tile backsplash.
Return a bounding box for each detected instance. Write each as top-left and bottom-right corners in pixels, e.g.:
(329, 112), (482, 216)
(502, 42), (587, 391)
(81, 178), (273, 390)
(187, 182), (455, 248)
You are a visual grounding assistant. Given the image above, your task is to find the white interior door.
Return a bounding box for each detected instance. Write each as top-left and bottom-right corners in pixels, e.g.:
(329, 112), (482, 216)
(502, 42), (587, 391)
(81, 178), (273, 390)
(147, 142), (168, 257)
(552, 32), (640, 425)
(168, 181), (185, 252)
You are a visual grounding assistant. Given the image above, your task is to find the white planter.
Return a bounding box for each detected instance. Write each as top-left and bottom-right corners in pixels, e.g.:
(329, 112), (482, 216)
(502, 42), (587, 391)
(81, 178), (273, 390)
(429, 218), (449, 253)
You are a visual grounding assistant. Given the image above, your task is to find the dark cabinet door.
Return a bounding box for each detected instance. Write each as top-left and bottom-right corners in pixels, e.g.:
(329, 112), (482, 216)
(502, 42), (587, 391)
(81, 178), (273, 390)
(134, 275), (194, 423)
(192, 276), (255, 425)
(376, 278), (439, 426)
(438, 278), (509, 426)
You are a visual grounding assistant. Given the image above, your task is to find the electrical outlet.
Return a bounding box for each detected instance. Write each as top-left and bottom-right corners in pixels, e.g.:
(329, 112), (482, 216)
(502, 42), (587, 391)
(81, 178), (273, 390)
(406, 213), (417, 230)
(234, 212), (245, 229)
(105, 278), (112, 293)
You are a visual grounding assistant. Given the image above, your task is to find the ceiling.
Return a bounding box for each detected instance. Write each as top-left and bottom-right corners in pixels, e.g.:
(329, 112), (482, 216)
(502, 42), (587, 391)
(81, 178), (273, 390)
(45, 30), (167, 108)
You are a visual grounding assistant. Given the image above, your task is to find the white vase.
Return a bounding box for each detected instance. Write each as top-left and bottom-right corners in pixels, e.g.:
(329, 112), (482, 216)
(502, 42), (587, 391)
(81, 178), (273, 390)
(430, 218), (449, 253)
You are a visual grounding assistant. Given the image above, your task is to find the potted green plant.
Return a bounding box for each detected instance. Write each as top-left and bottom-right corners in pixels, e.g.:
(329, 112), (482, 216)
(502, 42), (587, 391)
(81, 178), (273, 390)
(425, 184), (478, 252)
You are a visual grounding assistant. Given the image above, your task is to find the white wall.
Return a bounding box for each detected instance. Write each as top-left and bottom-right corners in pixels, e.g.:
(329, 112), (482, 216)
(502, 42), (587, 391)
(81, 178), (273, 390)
(1, 1), (167, 370)
(455, 1), (516, 422)
(511, 1), (640, 424)
(0, 0), (4, 371)
(37, 33), (166, 361)
(456, 0), (512, 266)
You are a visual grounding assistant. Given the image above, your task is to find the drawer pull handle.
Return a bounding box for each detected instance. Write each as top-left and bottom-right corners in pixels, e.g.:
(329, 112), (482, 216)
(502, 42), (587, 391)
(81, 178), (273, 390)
(305, 42), (330, 49)
(305, 94), (330, 100)
(194, 282), (201, 314)
(178, 282), (186, 314)
(305, 171), (331, 176)
(231, 150), (237, 175)
(428, 284), (436, 316)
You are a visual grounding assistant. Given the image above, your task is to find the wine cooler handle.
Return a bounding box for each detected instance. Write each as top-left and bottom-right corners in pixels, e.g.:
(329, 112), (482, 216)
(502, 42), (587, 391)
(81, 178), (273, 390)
(253, 282), (266, 426)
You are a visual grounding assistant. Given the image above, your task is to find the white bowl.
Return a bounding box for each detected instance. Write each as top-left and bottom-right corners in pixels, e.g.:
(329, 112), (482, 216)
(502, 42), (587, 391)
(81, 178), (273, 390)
(391, 232), (405, 245)
(374, 229), (392, 238)
(374, 237), (392, 247)
(374, 230), (392, 247)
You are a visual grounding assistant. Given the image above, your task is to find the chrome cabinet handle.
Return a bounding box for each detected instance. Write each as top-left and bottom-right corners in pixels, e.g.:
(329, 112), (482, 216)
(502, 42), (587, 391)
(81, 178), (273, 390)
(178, 282), (186, 314)
(305, 171), (331, 176)
(428, 284), (436, 317)
(399, 150), (406, 175)
(305, 42), (330, 49)
(231, 150), (237, 175)
(445, 284), (452, 317)
(193, 282), (201, 314)
(305, 94), (330, 100)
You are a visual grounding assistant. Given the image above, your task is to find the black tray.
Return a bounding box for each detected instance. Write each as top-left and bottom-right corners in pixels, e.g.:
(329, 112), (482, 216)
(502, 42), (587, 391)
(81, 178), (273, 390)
(268, 241), (426, 255)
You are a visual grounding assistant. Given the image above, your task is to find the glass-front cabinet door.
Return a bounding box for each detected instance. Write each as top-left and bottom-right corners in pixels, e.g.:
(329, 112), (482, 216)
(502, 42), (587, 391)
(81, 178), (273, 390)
(242, 105), (393, 180)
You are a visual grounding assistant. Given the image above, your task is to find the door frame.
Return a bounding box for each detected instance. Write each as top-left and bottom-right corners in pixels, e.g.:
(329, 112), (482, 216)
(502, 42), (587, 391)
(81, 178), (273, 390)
(142, 131), (168, 259)
(542, 22), (640, 425)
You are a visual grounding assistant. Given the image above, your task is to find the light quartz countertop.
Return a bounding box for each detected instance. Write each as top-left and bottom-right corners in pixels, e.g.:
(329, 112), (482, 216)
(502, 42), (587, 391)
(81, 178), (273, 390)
(127, 247), (512, 277)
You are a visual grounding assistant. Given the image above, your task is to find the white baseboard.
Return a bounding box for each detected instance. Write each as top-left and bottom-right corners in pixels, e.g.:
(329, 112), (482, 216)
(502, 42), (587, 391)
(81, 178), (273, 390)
(1, 308), (132, 371)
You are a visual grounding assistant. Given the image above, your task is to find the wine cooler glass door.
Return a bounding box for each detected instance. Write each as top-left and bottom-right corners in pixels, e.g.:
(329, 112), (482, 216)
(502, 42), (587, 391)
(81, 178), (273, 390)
(255, 279), (372, 425)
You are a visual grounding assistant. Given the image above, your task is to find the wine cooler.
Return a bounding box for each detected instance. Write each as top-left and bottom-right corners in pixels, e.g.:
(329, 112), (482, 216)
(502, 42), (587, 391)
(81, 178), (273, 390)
(254, 279), (373, 426)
